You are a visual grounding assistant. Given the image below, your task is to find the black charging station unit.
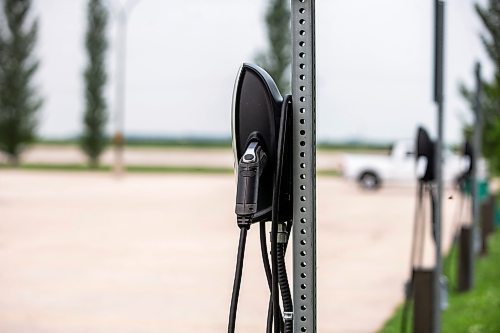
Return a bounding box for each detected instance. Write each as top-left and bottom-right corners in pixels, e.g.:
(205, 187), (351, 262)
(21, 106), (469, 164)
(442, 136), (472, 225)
(227, 2), (317, 332)
(456, 141), (474, 292)
(401, 126), (438, 333)
(228, 63), (294, 333)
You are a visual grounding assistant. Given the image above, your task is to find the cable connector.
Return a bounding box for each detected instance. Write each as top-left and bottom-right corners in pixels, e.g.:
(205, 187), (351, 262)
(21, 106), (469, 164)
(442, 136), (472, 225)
(235, 141), (267, 226)
(237, 216), (252, 230)
(277, 223), (288, 244)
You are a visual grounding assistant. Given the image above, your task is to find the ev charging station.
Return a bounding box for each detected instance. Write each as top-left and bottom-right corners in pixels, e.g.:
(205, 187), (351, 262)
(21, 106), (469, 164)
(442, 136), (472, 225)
(227, 1), (317, 332)
(403, 1), (447, 332)
(402, 126), (440, 333)
(456, 141), (475, 292)
(456, 62), (483, 292)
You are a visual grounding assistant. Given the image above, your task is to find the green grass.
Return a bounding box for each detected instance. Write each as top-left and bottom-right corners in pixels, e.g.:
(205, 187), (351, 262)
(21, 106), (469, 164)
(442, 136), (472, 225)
(0, 163), (341, 177)
(35, 138), (390, 152)
(317, 142), (390, 152)
(379, 230), (500, 333)
(0, 163), (233, 174)
(35, 138), (232, 149)
(318, 169), (341, 177)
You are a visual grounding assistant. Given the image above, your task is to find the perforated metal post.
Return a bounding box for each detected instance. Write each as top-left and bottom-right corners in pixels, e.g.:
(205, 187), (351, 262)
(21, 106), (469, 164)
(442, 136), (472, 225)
(472, 62), (483, 257)
(433, 1), (445, 332)
(291, 1), (316, 332)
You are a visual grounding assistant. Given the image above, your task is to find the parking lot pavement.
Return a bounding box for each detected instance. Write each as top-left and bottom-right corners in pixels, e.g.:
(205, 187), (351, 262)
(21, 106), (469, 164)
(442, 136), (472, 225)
(0, 171), (458, 333)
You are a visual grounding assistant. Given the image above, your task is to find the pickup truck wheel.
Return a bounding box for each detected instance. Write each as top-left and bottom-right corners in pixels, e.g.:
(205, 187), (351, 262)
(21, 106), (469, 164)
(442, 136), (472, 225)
(359, 172), (380, 190)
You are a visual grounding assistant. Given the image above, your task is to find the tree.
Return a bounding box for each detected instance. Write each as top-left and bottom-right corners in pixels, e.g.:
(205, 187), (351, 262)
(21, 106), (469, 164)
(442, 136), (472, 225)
(461, 1), (500, 176)
(81, 0), (109, 168)
(256, 0), (291, 94)
(0, 0), (42, 165)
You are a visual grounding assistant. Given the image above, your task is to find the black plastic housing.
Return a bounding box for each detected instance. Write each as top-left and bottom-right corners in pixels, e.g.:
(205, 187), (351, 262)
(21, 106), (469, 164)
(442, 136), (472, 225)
(462, 141), (474, 178)
(232, 63), (292, 223)
(416, 127), (435, 183)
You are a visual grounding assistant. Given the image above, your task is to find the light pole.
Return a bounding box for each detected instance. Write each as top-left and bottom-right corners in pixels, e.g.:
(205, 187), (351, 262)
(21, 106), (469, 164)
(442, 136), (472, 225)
(107, 0), (142, 175)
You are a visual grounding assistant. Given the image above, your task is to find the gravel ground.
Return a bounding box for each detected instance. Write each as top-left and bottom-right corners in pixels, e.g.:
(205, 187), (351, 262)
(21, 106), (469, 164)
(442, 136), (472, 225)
(0, 171), (459, 333)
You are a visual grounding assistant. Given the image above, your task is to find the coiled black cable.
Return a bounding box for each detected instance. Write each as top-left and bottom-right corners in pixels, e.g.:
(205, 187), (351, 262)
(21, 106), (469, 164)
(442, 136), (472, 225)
(260, 222), (284, 333)
(228, 227), (248, 333)
(277, 241), (293, 333)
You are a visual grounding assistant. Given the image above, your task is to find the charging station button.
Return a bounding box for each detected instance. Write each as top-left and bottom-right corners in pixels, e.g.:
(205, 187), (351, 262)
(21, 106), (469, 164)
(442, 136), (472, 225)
(244, 154), (254, 161)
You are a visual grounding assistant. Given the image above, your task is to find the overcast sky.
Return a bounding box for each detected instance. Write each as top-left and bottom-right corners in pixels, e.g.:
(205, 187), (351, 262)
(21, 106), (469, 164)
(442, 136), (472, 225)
(32, 0), (491, 143)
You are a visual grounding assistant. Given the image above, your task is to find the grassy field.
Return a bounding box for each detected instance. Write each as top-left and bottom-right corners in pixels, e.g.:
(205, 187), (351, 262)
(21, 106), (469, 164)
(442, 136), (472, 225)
(35, 138), (391, 152)
(379, 229), (500, 333)
(0, 163), (233, 174)
(0, 163), (341, 176)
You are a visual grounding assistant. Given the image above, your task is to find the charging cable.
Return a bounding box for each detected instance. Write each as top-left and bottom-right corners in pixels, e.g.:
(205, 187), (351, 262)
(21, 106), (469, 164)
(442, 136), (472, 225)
(228, 141), (267, 333)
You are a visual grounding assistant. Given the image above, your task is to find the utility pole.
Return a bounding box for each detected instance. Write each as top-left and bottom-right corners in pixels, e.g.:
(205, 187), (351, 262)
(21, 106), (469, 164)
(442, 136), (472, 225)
(108, 0), (143, 175)
(432, 0), (445, 332)
(291, 0), (317, 332)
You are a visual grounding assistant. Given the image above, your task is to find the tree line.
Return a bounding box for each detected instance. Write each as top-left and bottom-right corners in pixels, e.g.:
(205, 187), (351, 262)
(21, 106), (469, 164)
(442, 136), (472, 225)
(0, 0), (108, 168)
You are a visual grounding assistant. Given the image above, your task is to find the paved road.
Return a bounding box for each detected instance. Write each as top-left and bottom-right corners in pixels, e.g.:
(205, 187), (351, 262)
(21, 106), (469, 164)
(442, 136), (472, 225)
(0, 171), (459, 333)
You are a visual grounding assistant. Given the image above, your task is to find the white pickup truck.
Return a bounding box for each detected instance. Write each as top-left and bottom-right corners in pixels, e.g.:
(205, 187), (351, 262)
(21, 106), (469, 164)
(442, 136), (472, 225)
(341, 140), (465, 190)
